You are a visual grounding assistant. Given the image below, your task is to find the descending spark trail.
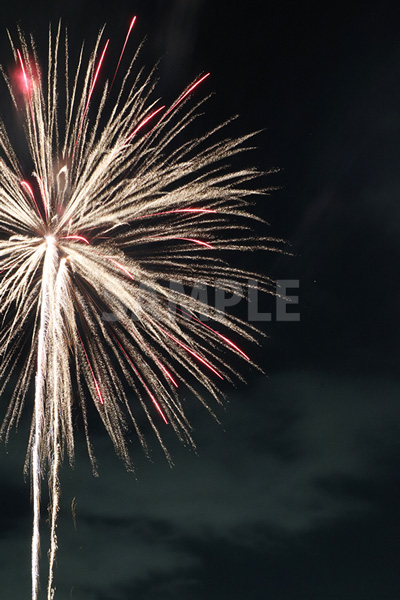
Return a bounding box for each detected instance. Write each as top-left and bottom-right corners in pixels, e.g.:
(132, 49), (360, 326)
(73, 39), (110, 154)
(0, 19), (279, 600)
(32, 236), (56, 600)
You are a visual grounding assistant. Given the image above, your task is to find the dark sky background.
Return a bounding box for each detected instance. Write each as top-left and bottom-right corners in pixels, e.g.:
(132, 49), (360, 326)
(0, 1), (400, 598)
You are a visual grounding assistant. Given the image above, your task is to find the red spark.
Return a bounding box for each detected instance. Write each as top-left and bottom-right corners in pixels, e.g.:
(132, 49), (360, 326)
(164, 73), (210, 119)
(109, 16), (137, 94)
(151, 358), (178, 388)
(116, 339), (168, 424)
(164, 330), (223, 379)
(150, 236), (214, 249)
(169, 208), (217, 214)
(176, 237), (214, 249)
(105, 257), (135, 281)
(124, 105), (165, 144)
(20, 181), (41, 218)
(15, 50), (38, 154)
(146, 317), (223, 380)
(128, 327), (179, 388)
(177, 307), (250, 360)
(62, 235), (90, 244)
(16, 49), (33, 95)
(125, 72), (209, 143)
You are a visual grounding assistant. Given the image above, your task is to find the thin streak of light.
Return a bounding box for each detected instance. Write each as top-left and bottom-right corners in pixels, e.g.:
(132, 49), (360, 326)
(177, 307), (250, 360)
(73, 39), (110, 154)
(109, 16), (137, 94)
(146, 316), (224, 380)
(78, 333), (104, 405)
(20, 181), (42, 218)
(62, 235), (90, 244)
(116, 338), (168, 424)
(124, 105), (165, 143)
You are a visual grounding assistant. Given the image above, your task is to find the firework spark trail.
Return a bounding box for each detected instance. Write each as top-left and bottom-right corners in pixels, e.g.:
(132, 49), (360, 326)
(109, 15), (137, 95)
(47, 257), (69, 600)
(0, 18), (280, 599)
(32, 236), (58, 600)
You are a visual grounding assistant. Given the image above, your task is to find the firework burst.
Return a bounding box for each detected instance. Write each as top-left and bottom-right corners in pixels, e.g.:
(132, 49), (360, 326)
(0, 18), (277, 599)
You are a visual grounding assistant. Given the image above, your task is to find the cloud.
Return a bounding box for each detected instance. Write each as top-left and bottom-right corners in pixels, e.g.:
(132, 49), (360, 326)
(0, 369), (398, 598)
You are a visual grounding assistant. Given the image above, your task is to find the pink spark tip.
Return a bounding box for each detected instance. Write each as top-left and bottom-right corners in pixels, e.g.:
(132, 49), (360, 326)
(125, 105), (165, 143)
(117, 339), (169, 423)
(165, 72), (210, 117)
(149, 319), (223, 380)
(178, 237), (214, 249)
(109, 16), (137, 93)
(16, 49), (31, 95)
(106, 257), (135, 281)
(20, 180), (41, 217)
(178, 307), (250, 361)
(148, 236), (214, 249)
(62, 235), (90, 244)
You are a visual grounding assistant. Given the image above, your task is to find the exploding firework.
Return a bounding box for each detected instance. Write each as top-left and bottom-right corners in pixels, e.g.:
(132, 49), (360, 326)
(0, 18), (277, 599)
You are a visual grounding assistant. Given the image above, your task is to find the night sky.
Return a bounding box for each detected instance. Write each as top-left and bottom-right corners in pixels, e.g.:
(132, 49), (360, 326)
(0, 1), (400, 598)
